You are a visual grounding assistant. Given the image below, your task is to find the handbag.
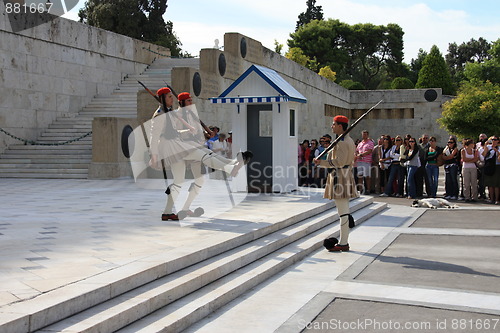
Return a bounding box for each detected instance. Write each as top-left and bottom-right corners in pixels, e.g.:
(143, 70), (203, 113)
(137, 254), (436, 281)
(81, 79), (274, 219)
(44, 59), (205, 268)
(484, 151), (496, 176)
(437, 153), (445, 167)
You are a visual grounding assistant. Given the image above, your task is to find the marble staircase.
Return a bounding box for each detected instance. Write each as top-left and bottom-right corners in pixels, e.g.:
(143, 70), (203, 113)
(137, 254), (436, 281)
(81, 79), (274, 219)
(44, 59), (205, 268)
(0, 196), (386, 333)
(0, 58), (199, 179)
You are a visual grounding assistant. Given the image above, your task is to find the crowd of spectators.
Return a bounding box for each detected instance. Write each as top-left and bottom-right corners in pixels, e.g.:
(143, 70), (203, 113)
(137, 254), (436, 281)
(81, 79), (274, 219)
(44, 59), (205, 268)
(299, 131), (500, 205)
(205, 126), (232, 158)
(298, 134), (332, 187)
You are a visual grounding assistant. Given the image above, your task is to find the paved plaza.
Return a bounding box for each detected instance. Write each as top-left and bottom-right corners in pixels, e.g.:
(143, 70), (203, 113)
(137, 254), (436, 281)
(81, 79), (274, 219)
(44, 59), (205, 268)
(1, 177), (500, 332)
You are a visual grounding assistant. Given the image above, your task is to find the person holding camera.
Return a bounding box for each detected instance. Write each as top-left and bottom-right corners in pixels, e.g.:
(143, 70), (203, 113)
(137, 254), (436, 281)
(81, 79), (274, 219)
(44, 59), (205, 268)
(482, 136), (500, 204)
(476, 134), (488, 199)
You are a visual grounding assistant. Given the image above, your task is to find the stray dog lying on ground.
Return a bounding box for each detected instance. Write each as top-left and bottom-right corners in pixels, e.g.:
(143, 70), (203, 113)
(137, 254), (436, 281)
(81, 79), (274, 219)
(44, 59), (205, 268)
(412, 198), (459, 209)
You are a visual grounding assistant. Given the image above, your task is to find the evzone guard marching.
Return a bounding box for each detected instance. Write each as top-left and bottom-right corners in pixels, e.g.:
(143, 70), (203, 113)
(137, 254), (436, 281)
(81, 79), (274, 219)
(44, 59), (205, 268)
(314, 115), (359, 252)
(149, 87), (252, 221)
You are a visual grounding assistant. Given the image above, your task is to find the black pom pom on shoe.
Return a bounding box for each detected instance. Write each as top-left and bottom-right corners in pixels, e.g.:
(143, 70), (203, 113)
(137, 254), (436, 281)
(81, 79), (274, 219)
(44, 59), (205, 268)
(323, 237), (339, 250)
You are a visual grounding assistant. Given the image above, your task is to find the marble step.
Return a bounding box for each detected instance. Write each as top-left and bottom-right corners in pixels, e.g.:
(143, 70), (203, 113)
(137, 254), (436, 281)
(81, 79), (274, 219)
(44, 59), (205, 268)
(7, 144), (91, 150)
(12, 199), (383, 333)
(0, 152), (91, 158)
(120, 203), (386, 333)
(0, 196), (346, 332)
(48, 123), (92, 129)
(44, 201), (384, 333)
(0, 172), (88, 179)
(0, 158), (91, 164)
(0, 167), (88, 173)
(36, 136), (92, 142)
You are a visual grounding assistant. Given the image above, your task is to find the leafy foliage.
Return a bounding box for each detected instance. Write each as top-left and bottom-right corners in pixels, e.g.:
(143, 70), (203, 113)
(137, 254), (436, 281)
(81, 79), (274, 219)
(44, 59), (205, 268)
(79, 0), (182, 56)
(318, 66), (336, 82)
(296, 0), (324, 31)
(285, 47), (310, 67)
(464, 38), (500, 84)
(274, 39), (284, 55)
(339, 79), (364, 90)
(409, 49), (427, 84)
(446, 38), (492, 87)
(438, 81), (500, 138)
(438, 39), (500, 137)
(416, 45), (454, 95)
(391, 77), (414, 89)
(288, 19), (404, 89)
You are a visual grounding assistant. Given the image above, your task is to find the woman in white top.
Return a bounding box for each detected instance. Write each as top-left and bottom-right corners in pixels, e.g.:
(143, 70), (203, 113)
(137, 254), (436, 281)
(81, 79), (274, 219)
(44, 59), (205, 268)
(403, 138), (421, 199)
(461, 138), (479, 202)
(380, 136), (404, 197)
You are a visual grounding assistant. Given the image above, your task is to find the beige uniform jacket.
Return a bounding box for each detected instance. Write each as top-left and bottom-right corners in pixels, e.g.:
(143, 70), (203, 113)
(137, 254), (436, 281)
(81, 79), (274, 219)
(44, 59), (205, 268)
(316, 134), (359, 200)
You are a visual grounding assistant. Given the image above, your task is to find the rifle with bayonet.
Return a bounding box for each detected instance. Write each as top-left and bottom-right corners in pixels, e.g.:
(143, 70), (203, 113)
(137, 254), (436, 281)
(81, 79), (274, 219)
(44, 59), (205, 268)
(163, 82), (214, 138)
(139, 81), (200, 133)
(316, 100), (383, 160)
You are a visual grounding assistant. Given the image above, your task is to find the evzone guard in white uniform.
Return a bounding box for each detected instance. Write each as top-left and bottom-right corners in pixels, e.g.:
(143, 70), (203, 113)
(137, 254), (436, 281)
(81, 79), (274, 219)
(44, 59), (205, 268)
(149, 87), (251, 221)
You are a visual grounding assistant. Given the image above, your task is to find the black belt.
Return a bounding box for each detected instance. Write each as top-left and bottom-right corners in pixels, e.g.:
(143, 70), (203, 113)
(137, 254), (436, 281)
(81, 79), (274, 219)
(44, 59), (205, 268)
(328, 165), (350, 185)
(328, 164), (350, 171)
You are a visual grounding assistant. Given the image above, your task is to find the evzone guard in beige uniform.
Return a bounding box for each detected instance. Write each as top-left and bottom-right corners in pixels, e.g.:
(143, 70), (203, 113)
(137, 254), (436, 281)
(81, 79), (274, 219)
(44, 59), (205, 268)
(314, 115), (359, 251)
(149, 87), (251, 221)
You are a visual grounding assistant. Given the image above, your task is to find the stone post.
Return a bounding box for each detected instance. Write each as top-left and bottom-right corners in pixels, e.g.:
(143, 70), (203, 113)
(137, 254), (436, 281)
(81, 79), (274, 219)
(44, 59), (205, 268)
(88, 117), (139, 179)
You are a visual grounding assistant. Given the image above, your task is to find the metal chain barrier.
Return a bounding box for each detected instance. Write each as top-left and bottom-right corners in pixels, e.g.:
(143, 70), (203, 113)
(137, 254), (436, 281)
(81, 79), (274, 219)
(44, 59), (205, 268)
(141, 47), (197, 59)
(0, 127), (92, 146)
(142, 47), (170, 58)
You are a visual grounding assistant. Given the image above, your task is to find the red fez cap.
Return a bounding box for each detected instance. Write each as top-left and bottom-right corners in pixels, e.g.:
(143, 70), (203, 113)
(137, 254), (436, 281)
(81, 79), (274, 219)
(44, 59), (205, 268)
(178, 92), (191, 101)
(157, 87), (171, 96)
(333, 115), (349, 124)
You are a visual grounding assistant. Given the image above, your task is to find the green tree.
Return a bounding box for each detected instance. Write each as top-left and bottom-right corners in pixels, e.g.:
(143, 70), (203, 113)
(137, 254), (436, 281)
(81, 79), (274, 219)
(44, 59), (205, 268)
(296, 0), (324, 31)
(464, 38), (500, 84)
(285, 47), (309, 67)
(79, 0), (182, 56)
(438, 80), (500, 137)
(346, 23), (404, 88)
(288, 19), (404, 89)
(289, 19), (350, 75)
(390, 77), (414, 89)
(416, 45), (454, 95)
(409, 49), (427, 84)
(339, 79), (364, 90)
(318, 66), (336, 82)
(446, 37), (491, 86)
(274, 39), (284, 55)
(285, 47), (319, 71)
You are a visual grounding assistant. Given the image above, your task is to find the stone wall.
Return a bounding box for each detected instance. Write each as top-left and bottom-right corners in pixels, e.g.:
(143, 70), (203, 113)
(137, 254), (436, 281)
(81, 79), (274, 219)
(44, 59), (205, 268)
(347, 89), (451, 143)
(171, 32), (452, 147)
(0, 2), (170, 153)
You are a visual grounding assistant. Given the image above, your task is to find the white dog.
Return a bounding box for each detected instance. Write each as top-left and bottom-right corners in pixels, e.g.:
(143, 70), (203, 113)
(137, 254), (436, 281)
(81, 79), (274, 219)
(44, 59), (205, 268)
(412, 198), (459, 209)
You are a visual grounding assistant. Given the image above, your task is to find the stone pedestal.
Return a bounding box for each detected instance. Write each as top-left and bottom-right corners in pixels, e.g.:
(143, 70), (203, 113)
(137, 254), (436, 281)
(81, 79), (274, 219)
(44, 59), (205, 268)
(137, 90), (158, 123)
(88, 117), (139, 179)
